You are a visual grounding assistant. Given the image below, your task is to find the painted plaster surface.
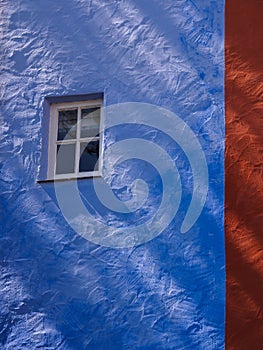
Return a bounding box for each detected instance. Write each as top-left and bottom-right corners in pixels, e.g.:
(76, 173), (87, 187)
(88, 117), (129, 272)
(1, 1), (224, 349)
(225, 1), (263, 349)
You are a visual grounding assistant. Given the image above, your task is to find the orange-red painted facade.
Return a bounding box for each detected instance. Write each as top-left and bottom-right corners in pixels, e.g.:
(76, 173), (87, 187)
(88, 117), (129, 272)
(225, 1), (263, 348)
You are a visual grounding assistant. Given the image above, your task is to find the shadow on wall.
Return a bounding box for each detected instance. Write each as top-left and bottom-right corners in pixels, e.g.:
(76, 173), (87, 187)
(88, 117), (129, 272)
(0, 182), (224, 349)
(225, 0), (263, 349)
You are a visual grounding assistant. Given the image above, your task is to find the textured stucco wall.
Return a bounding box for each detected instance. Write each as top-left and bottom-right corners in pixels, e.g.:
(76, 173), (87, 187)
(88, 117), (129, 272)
(225, 1), (263, 349)
(0, 1), (225, 349)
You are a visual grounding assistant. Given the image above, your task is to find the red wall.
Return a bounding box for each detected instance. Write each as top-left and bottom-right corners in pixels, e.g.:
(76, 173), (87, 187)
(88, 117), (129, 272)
(226, 1), (263, 348)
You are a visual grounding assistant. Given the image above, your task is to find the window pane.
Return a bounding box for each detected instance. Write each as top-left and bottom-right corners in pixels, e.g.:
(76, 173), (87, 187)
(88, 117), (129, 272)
(80, 107), (100, 138)
(57, 109), (77, 141)
(79, 140), (99, 172)
(56, 143), (76, 174)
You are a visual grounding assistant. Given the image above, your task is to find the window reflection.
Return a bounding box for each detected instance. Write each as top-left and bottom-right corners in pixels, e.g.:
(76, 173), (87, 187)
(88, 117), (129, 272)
(56, 143), (76, 174)
(80, 107), (100, 138)
(79, 140), (99, 172)
(57, 109), (77, 141)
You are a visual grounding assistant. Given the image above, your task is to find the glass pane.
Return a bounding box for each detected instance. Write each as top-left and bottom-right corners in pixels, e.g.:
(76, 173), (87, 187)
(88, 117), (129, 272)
(56, 143), (76, 174)
(57, 109), (77, 141)
(79, 140), (99, 172)
(80, 107), (100, 138)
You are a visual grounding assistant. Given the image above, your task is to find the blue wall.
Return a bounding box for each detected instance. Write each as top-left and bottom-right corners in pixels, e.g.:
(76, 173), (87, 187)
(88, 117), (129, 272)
(0, 1), (225, 349)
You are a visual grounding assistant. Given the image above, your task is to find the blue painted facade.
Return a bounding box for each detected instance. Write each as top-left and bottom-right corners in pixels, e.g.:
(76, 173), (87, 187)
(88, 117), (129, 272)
(0, 1), (225, 349)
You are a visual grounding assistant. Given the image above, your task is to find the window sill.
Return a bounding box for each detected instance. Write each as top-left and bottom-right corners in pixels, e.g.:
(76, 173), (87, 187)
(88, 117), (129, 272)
(37, 173), (102, 183)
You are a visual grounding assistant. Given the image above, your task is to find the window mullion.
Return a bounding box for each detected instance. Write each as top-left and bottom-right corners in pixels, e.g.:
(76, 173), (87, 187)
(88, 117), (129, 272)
(56, 140), (77, 145)
(52, 106), (59, 178)
(78, 137), (100, 143)
(75, 107), (81, 174)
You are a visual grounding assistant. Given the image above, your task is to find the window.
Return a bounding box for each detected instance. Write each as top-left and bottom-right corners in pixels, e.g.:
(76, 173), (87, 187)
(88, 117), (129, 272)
(47, 97), (103, 180)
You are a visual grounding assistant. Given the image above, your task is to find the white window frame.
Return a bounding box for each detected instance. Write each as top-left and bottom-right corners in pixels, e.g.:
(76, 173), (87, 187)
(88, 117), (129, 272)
(47, 98), (103, 180)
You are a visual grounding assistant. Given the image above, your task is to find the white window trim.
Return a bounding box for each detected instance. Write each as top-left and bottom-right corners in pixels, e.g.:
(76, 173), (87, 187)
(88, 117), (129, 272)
(47, 99), (103, 180)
